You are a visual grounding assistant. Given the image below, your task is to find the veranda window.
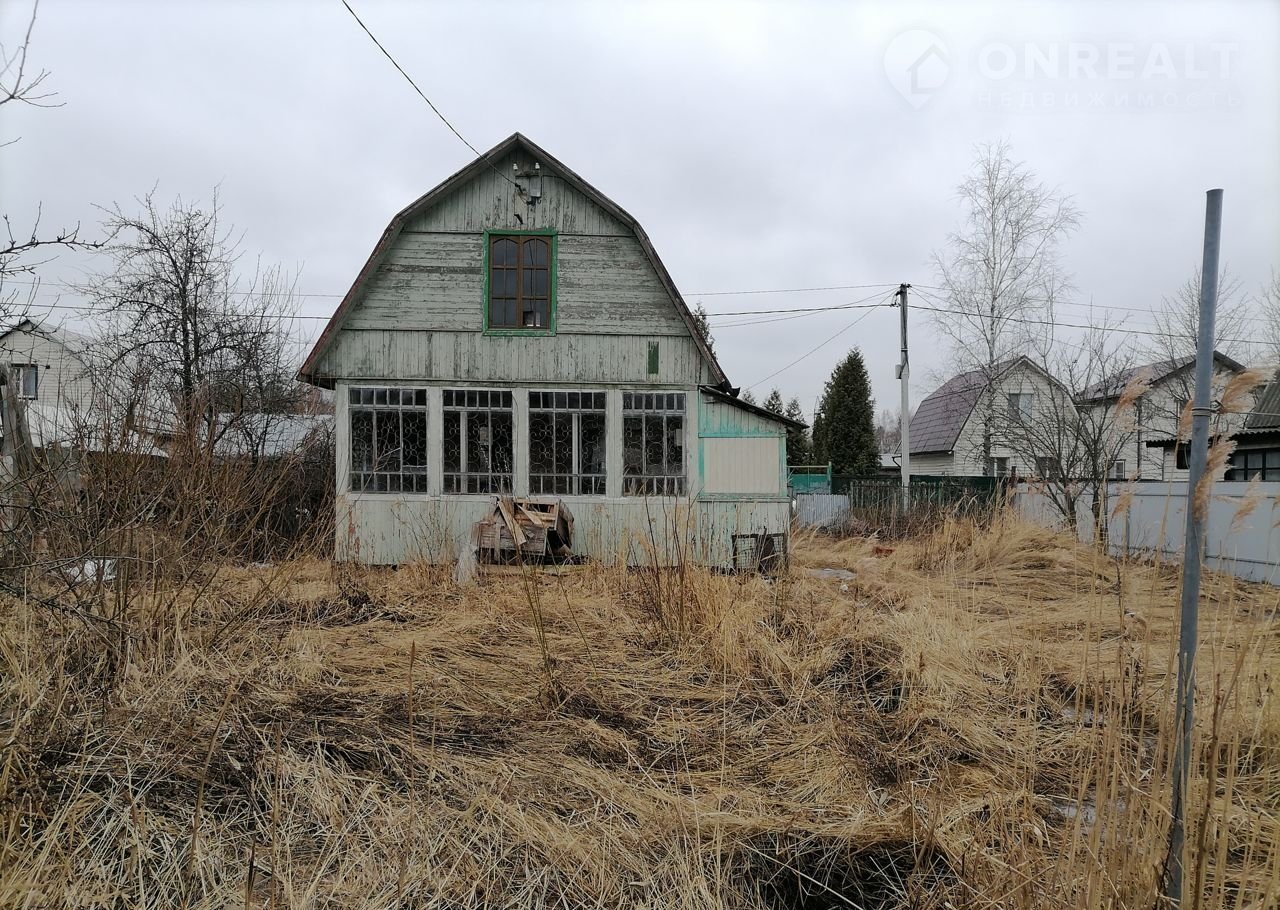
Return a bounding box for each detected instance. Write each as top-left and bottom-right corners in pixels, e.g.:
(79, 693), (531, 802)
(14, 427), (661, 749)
(349, 387), (429, 493)
(623, 392), (685, 496)
(443, 389), (513, 493)
(528, 391), (606, 495)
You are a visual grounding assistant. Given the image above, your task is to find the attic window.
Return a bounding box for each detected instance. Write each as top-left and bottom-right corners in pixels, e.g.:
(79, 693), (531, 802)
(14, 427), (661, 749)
(487, 234), (553, 331)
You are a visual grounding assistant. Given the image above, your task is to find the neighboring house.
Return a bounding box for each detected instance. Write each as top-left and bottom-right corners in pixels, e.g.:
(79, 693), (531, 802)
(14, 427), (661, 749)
(0, 319), (99, 449)
(298, 132), (803, 566)
(1145, 366), (1276, 484)
(1078, 352), (1245, 481)
(907, 356), (1063, 477)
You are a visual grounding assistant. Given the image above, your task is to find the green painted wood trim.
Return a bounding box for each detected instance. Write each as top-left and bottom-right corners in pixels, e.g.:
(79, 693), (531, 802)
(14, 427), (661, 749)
(647, 340), (659, 375)
(482, 229), (558, 336)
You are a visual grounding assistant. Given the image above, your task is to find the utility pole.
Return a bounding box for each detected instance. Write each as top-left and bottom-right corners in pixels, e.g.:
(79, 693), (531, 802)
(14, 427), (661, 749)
(1163, 188), (1223, 906)
(896, 283), (911, 512)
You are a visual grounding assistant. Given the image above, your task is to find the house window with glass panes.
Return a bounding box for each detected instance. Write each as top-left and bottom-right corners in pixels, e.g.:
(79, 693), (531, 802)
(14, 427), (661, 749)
(1225, 448), (1280, 481)
(349, 387), (429, 492)
(1008, 392), (1033, 422)
(488, 235), (551, 330)
(12, 364), (38, 399)
(622, 392), (685, 495)
(443, 389), (513, 493)
(528, 391), (607, 495)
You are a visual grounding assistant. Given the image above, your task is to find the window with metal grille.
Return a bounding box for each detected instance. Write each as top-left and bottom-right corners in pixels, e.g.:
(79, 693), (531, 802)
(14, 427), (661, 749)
(488, 234), (552, 330)
(622, 392), (685, 496)
(529, 390), (606, 495)
(443, 389), (513, 493)
(349, 387), (429, 493)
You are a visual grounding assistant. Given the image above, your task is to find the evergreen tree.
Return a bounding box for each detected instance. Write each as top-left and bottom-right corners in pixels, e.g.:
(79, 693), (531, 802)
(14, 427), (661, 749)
(812, 349), (878, 475)
(783, 396), (812, 465)
(691, 302), (715, 356)
(740, 389), (757, 405)
(763, 388), (784, 414)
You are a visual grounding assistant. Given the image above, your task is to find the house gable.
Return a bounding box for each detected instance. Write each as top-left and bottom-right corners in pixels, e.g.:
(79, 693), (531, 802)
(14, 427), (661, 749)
(300, 133), (726, 388)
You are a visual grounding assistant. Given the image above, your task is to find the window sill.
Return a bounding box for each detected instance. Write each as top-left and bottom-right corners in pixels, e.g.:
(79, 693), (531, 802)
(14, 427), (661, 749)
(483, 327), (556, 337)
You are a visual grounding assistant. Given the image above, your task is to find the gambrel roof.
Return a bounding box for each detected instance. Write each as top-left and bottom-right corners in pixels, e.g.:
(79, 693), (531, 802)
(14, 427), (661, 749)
(908, 356), (1057, 456)
(299, 132), (727, 387)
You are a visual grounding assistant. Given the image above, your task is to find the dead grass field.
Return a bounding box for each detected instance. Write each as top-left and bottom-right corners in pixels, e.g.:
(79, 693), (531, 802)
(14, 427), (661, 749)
(2, 516), (1277, 909)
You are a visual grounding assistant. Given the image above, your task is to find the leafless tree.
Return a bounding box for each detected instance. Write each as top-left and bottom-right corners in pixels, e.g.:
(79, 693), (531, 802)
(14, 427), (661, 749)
(1005, 322), (1145, 540)
(84, 191), (306, 451)
(0, 0), (102, 319)
(874, 407), (901, 453)
(930, 140), (1081, 473)
(1149, 267), (1253, 363)
(1260, 269), (1280, 362)
(1135, 267), (1255, 438)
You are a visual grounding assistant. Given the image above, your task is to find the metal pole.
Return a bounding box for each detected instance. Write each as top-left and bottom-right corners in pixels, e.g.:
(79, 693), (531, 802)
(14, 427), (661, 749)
(897, 283), (911, 512)
(1163, 188), (1223, 905)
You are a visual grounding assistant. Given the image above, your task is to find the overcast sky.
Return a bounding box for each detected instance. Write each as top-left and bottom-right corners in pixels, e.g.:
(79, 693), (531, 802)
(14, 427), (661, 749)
(2, 0), (1277, 419)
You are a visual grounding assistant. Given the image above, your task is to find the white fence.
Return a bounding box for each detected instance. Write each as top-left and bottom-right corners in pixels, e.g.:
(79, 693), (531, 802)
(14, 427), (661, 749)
(1011, 481), (1280, 585)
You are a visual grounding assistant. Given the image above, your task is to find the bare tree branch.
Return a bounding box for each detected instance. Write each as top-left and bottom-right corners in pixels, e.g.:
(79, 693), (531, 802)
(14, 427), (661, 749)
(931, 140), (1081, 472)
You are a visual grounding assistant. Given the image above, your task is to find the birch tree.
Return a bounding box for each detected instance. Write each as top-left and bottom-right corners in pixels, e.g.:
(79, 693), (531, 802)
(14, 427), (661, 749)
(931, 140), (1080, 473)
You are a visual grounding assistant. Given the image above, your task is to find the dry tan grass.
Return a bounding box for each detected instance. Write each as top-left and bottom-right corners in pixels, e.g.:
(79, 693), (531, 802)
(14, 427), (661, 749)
(1, 516), (1277, 909)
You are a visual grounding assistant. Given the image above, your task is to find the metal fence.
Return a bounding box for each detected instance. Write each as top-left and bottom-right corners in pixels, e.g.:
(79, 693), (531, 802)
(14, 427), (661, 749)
(1012, 480), (1280, 585)
(795, 475), (1001, 530)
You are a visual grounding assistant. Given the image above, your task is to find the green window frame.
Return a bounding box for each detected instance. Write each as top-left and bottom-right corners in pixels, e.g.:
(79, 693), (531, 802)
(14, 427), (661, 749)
(483, 230), (557, 335)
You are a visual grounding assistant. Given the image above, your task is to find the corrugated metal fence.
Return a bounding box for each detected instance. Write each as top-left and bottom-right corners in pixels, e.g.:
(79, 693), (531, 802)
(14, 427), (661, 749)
(1012, 481), (1280, 585)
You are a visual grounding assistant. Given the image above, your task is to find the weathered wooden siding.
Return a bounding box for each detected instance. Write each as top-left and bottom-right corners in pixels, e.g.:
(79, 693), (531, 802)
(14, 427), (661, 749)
(406, 149), (629, 236)
(318, 331), (705, 385)
(319, 141), (711, 389)
(336, 495), (790, 567)
(342, 232), (688, 337)
(697, 395), (786, 497)
(332, 382), (790, 565)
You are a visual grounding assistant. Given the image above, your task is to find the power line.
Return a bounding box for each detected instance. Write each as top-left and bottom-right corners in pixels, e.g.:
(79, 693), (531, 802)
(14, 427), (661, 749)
(7, 288), (900, 324)
(746, 290), (897, 390)
(689, 282), (897, 297)
(712, 290), (898, 323)
(339, 0), (517, 189)
(909, 286), (1260, 347)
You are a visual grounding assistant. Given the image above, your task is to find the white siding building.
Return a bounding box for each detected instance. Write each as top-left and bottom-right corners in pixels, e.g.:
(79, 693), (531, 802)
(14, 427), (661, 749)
(906, 357), (1065, 477)
(1078, 352), (1246, 481)
(0, 319), (101, 448)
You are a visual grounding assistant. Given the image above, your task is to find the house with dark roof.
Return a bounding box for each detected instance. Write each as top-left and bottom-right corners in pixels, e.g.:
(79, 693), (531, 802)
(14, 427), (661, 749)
(905, 356), (1065, 477)
(1143, 364), (1274, 483)
(299, 133), (803, 566)
(1079, 351), (1245, 481)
